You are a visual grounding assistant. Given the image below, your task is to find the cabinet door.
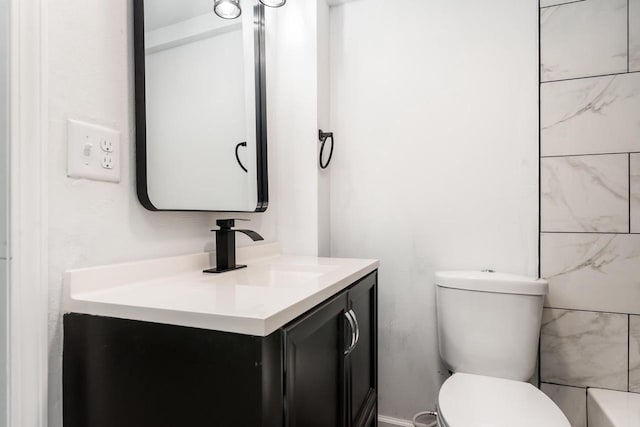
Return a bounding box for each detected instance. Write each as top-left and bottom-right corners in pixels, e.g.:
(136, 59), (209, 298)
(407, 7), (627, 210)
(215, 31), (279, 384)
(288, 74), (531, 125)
(347, 273), (377, 427)
(283, 293), (348, 427)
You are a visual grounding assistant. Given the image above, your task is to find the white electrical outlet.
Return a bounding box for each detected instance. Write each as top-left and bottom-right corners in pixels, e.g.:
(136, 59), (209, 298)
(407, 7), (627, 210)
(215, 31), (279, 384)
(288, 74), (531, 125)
(67, 120), (121, 182)
(101, 154), (114, 169)
(100, 138), (114, 153)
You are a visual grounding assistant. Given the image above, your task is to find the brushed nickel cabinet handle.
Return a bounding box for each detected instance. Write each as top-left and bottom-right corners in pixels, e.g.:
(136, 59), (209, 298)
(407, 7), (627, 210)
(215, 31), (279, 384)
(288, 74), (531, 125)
(351, 310), (360, 350)
(344, 310), (357, 355)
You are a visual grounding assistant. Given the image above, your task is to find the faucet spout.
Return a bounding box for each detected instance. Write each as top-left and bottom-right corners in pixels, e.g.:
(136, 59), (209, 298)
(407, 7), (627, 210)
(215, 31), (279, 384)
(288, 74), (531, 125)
(235, 229), (264, 242)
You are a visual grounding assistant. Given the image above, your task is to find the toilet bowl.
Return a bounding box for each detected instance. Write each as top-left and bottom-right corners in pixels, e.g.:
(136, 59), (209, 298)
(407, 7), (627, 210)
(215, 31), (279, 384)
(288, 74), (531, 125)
(434, 271), (570, 427)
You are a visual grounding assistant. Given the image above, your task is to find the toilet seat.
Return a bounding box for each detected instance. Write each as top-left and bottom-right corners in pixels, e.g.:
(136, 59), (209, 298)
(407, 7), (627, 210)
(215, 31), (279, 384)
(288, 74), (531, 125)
(437, 373), (570, 427)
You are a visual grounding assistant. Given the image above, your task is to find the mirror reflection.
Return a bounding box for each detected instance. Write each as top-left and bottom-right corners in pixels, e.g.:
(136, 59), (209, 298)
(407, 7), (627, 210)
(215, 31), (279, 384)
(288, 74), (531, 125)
(135, 0), (267, 212)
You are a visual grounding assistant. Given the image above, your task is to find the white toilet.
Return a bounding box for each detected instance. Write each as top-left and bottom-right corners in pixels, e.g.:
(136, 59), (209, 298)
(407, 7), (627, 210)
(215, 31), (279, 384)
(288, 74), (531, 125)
(434, 271), (570, 427)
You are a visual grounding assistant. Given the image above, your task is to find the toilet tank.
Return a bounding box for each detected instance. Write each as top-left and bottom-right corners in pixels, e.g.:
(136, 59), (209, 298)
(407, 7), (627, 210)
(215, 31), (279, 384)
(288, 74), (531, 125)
(435, 271), (548, 382)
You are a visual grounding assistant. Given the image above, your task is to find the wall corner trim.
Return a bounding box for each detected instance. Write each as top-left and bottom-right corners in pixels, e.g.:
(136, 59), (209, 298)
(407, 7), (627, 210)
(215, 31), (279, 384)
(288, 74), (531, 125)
(8, 0), (49, 425)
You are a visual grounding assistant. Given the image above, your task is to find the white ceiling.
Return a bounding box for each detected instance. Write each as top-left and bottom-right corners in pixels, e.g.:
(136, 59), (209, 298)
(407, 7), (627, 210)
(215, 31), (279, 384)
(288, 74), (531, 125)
(144, 0), (213, 31)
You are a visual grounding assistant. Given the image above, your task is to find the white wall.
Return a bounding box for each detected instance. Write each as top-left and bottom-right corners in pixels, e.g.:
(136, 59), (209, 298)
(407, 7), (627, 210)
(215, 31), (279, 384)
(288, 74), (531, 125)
(317, 0), (331, 257)
(0, 0), (8, 423)
(267, 0), (321, 256)
(329, 0), (539, 420)
(0, 0), (8, 256)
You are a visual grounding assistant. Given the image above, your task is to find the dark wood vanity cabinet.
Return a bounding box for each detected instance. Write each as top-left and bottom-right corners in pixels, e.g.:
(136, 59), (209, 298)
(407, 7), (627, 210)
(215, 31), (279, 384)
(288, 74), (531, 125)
(63, 271), (377, 427)
(283, 293), (348, 427)
(347, 275), (378, 427)
(282, 272), (377, 427)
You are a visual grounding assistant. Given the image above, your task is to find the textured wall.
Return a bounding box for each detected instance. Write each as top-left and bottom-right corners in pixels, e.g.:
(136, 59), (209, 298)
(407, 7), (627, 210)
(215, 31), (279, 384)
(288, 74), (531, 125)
(539, 1), (640, 426)
(328, 0), (539, 420)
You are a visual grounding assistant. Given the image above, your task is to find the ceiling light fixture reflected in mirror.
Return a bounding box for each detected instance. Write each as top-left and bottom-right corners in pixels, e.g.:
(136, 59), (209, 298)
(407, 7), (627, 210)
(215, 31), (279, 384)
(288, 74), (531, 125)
(213, 0), (241, 19)
(259, 0), (286, 7)
(214, 0), (285, 20)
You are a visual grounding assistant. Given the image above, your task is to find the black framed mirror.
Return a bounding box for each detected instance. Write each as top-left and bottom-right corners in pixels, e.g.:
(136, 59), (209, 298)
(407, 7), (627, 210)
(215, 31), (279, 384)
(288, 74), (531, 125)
(134, 0), (268, 212)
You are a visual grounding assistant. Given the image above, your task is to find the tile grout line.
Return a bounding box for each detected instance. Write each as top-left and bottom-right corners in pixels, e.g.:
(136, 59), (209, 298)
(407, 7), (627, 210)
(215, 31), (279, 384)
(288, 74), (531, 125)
(629, 314), (631, 392)
(630, 153), (632, 234)
(542, 152), (640, 159)
(538, 0), (543, 389)
(544, 305), (639, 317)
(541, 231), (640, 235)
(541, 381), (587, 390)
(585, 386), (589, 427)
(542, 70), (640, 84)
(538, 0), (543, 277)
(541, 380), (629, 394)
(540, 0), (586, 10)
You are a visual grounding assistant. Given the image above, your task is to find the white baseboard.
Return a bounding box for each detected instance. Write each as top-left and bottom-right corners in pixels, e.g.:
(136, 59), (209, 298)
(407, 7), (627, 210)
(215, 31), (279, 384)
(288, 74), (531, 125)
(378, 414), (414, 427)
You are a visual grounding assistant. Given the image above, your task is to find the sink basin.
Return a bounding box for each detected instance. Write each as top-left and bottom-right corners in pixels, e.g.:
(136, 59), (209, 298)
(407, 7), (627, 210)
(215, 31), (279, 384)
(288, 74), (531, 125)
(245, 262), (339, 287)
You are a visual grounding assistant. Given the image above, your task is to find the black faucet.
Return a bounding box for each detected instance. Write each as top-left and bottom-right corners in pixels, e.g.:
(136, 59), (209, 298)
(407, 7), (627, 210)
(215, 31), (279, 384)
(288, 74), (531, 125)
(203, 219), (264, 274)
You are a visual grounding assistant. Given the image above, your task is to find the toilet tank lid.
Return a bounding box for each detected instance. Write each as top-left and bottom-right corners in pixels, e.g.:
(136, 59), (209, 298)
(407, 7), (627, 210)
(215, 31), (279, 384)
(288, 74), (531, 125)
(435, 271), (548, 296)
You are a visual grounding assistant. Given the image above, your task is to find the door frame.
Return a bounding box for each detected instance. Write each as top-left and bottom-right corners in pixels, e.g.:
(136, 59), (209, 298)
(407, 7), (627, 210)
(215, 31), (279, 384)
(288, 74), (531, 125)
(8, 0), (48, 425)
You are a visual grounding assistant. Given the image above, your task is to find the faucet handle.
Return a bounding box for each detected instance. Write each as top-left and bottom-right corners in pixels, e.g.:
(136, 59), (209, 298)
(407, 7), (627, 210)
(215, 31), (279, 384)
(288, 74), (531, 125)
(214, 218), (249, 230)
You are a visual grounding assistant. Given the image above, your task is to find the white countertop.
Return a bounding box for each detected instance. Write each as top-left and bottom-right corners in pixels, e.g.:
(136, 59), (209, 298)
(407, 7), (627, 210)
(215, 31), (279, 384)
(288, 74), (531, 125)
(64, 243), (379, 336)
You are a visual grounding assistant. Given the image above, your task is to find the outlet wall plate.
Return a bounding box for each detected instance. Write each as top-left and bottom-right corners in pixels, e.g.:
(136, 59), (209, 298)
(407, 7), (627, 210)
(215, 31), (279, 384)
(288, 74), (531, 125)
(67, 119), (121, 182)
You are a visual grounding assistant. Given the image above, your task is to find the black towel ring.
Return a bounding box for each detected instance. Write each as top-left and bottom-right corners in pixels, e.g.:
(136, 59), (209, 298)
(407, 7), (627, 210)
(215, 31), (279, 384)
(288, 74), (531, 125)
(235, 141), (248, 173)
(318, 130), (334, 169)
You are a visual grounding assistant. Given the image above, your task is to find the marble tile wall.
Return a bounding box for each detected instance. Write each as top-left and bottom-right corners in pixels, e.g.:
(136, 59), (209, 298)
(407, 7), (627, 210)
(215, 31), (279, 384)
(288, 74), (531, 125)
(541, 73), (640, 157)
(632, 154), (640, 233)
(541, 0), (627, 82)
(539, 0), (640, 420)
(632, 0), (640, 72)
(540, 383), (587, 427)
(541, 155), (629, 233)
(631, 316), (640, 392)
(541, 233), (640, 315)
(540, 309), (629, 390)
